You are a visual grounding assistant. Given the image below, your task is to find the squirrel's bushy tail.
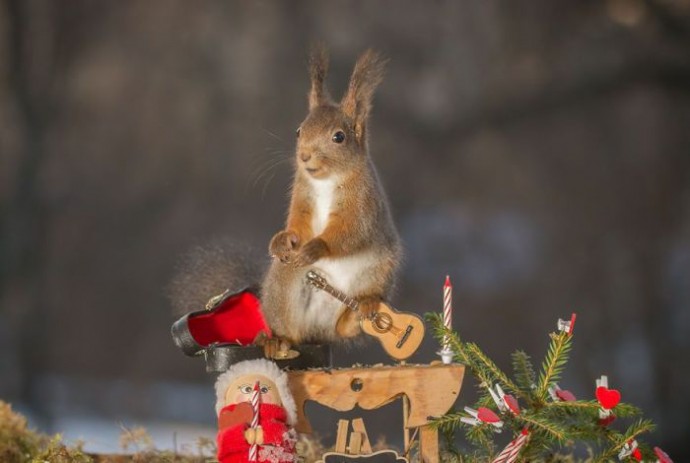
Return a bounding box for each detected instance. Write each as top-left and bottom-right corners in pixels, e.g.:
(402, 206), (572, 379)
(167, 239), (267, 316)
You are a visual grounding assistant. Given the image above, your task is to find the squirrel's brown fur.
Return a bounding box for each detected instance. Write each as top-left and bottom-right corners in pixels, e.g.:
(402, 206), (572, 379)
(261, 45), (401, 344)
(167, 239), (264, 316)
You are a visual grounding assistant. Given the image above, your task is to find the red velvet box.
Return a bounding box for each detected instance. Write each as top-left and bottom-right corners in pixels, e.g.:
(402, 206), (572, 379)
(171, 288), (271, 357)
(171, 287), (332, 371)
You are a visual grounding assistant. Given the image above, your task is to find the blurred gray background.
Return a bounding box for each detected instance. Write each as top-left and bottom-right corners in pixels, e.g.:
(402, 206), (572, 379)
(1, 0), (689, 458)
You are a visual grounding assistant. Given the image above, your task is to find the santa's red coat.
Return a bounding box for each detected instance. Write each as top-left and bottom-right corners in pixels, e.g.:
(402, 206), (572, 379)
(217, 403), (296, 463)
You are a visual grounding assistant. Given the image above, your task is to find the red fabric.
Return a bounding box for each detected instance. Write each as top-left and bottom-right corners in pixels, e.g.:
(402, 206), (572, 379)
(217, 403), (295, 463)
(188, 290), (271, 346)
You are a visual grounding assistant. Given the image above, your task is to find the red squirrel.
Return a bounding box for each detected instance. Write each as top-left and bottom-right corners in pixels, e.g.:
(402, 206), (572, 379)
(261, 45), (402, 346)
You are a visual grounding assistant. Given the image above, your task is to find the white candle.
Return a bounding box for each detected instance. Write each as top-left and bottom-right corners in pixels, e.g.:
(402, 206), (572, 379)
(437, 275), (454, 364)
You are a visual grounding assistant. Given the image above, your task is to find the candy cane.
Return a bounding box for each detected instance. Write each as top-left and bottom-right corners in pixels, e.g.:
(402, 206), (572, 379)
(249, 381), (260, 462)
(492, 429), (529, 463)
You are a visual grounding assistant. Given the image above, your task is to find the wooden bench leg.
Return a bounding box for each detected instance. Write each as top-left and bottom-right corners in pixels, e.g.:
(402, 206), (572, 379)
(419, 425), (439, 463)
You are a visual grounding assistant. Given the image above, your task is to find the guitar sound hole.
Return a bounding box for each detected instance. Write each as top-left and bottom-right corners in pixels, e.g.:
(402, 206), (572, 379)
(371, 313), (393, 333)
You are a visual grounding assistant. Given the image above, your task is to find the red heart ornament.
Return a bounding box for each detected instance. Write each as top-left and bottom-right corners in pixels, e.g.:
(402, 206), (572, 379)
(596, 386), (621, 409)
(477, 407), (501, 423)
(504, 394), (520, 415)
(654, 447), (673, 463)
(556, 389), (576, 402)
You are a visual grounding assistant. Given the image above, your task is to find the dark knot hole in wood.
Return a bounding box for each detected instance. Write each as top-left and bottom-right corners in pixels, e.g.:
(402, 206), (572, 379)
(350, 378), (363, 392)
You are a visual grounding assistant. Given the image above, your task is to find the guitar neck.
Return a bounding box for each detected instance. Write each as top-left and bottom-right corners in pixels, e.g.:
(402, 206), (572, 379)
(319, 282), (359, 312)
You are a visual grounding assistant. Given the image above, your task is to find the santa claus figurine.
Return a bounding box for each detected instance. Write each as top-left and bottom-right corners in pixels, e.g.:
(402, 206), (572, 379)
(215, 359), (298, 463)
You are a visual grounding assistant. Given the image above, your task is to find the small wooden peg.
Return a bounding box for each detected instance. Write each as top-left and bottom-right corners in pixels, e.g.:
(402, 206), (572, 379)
(351, 418), (373, 454)
(348, 431), (362, 455)
(335, 419), (349, 453)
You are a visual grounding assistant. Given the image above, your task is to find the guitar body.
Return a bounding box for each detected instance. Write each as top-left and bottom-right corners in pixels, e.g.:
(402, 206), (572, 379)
(306, 270), (425, 361)
(360, 302), (425, 361)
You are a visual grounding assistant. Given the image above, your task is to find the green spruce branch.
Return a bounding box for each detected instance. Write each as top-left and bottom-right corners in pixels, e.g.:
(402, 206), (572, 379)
(426, 314), (526, 400)
(465, 423), (497, 457)
(511, 350), (537, 396)
(427, 313), (472, 365)
(475, 394), (497, 410)
(464, 343), (526, 400)
(516, 413), (568, 443)
(537, 332), (573, 401)
(428, 412), (469, 433)
(545, 400), (641, 418)
(426, 314), (494, 389)
(425, 311), (663, 463)
(592, 419), (656, 463)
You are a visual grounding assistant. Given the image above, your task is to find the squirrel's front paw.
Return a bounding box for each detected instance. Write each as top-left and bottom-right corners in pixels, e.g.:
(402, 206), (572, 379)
(269, 230), (299, 264)
(293, 238), (328, 267)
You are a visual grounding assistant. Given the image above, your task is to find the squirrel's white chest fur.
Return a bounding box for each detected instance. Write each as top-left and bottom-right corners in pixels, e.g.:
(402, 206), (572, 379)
(305, 251), (378, 337)
(303, 176), (377, 335)
(309, 177), (336, 235)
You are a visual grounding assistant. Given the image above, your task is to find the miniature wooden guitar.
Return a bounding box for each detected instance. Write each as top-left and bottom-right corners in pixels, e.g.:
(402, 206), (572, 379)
(306, 271), (425, 360)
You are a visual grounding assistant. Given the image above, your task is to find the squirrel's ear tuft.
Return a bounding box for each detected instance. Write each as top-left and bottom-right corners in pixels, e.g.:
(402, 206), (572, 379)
(341, 49), (387, 141)
(308, 42), (330, 110)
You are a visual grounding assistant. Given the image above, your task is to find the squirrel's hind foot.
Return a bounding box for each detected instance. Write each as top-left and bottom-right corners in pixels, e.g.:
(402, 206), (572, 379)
(335, 310), (362, 338)
(262, 337), (300, 360)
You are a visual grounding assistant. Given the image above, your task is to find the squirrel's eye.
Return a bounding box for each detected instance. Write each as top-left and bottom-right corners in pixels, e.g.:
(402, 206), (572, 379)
(296, 128), (301, 138)
(332, 131), (345, 144)
(240, 385), (252, 394)
(260, 386), (270, 394)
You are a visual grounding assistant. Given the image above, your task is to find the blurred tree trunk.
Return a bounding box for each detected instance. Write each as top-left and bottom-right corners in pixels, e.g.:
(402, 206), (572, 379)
(0, 0), (55, 423)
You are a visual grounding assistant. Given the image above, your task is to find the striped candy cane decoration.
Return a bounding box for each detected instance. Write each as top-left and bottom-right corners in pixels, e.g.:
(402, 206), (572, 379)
(492, 428), (529, 463)
(443, 275), (452, 350)
(249, 381), (261, 462)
